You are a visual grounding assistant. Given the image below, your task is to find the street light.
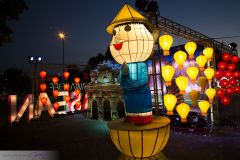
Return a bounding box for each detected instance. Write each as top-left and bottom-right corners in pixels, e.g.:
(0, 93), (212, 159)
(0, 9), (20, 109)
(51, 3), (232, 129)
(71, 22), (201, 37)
(58, 32), (66, 72)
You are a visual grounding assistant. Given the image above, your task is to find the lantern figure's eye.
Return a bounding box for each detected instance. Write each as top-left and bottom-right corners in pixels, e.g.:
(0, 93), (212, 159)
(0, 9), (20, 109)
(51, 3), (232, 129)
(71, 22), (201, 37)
(113, 30), (116, 36)
(124, 25), (131, 32)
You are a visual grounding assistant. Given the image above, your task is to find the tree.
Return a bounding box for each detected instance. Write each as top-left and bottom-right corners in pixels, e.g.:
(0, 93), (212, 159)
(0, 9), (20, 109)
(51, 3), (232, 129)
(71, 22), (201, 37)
(0, 0), (28, 46)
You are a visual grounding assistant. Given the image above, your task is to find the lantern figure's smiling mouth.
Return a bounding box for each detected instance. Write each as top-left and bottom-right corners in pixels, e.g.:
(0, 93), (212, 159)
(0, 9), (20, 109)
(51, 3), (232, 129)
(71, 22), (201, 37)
(113, 42), (123, 51)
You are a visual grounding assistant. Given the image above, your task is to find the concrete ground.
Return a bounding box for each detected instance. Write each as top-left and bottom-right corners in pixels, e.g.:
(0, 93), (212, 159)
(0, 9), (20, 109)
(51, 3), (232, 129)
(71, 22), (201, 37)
(0, 113), (240, 160)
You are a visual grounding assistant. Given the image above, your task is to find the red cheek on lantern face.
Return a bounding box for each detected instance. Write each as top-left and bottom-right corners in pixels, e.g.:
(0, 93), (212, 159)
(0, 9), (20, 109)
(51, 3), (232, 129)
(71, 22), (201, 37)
(113, 42), (123, 51)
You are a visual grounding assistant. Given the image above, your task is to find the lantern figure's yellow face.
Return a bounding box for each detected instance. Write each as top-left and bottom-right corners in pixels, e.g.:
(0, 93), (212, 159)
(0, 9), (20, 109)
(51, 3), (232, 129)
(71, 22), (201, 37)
(110, 23), (154, 64)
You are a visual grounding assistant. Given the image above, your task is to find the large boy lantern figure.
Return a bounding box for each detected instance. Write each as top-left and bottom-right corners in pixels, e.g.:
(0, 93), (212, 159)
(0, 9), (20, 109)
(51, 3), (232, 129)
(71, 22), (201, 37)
(107, 4), (154, 124)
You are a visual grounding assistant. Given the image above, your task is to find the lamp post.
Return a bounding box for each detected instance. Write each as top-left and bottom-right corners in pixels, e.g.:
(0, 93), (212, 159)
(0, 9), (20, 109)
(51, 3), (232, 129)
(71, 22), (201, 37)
(58, 32), (65, 73)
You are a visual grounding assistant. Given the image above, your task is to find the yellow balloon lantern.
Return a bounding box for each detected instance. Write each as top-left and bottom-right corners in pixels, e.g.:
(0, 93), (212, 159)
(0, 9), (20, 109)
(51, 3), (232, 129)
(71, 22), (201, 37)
(175, 76), (188, 94)
(164, 94), (177, 115)
(185, 42), (197, 59)
(204, 67), (215, 83)
(174, 51), (187, 69)
(159, 34), (173, 56)
(203, 47), (213, 62)
(198, 100), (210, 116)
(196, 55), (208, 71)
(162, 65), (175, 86)
(187, 67), (199, 83)
(197, 76), (208, 91)
(205, 88), (216, 103)
(176, 103), (190, 123)
(189, 90), (200, 106)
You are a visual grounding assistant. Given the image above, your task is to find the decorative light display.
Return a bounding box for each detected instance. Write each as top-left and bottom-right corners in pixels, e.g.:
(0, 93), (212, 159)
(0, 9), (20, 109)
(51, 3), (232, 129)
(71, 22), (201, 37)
(217, 61), (227, 70)
(187, 67), (199, 83)
(52, 90), (59, 98)
(41, 97), (47, 105)
(185, 41), (197, 59)
(63, 71), (70, 80)
(75, 89), (81, 96)
(215, 70), (224, 80)
(233, 71), (240, 79)
(159, 34), (173, 56)
(175, 76), (188, 94)
(53, 102), (60, 110)
(176, 103), (190, 123)
(197, 76), (208, 91)
(161, 65), (175, 86)
(74, 77), (80, 84)
(217, 88), (225, 98)
(198, 100), (210, 116)
(203, 47), (213, 61)
(220, 79), (229, 88)
(65, 96), (70, 103)
(229, 78), (238, 86)
(204, 67), (214, 82)
(205, 88), (216, 103)
(220, 96), (231, 106)
(231, 55), (239, 63)
(224, 70), (232, 79)
(40, 71), (47, 79)
(227, 63), (236, 71)
(164, 94), (177, 115)
(222, 53), (231, 61)
(52, 76), (59, 85)
(40, 83), (47, 92)
(225, 87), (234, 96)
(75, 101), (81, 109)
(64, 83), (70, 91)
(189, 90), (200, 106)
(196, 55), (207, 71)
(174, 50), (187, 69)
(235, 86), (240, 94)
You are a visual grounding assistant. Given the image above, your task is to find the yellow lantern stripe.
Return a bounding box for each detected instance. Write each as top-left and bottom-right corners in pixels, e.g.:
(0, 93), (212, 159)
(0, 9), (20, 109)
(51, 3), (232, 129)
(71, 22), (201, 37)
(110, 129), (122, 152)
(118, 130), (132, 156)
(128, 130), (141, 157)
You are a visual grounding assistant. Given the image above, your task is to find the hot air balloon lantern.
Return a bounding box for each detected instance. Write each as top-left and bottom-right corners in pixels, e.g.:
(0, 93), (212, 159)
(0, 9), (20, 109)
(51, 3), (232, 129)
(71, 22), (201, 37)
(74, 77), (80, 84)
(205, 88), (216, 103)
(197, 76), (208, 91)
(64, 83), (70, 91)
(65, 96), (70, 103)
(159, 34), (173, 56)
(161, 65), (175, 86)
(41, 97), (47, 105)
(175, 76), (188, 94)
(164, 94), (177, 115)
(189, 90), (200, 106)
(53, 90), (59, 98)
(203, 47), (213, 62)
(187, 67), (199, 83)
(52, 76), (59, 85)
(198, 100), (210, 116)
(196, 55), (207, 71)
(53, 102), (60, 110)
(40, 83), (47, 92)
(174, 50), (187, 69)
(40, 71), (47, 79)
(185, 41), (197, 59)
(63, 71), (70, 80)
(204, 67), (215, 83)
(176, 103), (190, 123)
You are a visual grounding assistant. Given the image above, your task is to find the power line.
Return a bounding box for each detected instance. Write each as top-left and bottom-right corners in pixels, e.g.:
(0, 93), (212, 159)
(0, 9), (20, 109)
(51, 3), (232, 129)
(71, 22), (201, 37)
(213, 36), (240, 39)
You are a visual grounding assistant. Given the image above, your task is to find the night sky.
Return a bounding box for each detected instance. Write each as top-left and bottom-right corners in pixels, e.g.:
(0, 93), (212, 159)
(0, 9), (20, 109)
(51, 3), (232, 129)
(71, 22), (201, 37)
(0, 0), (239, 74)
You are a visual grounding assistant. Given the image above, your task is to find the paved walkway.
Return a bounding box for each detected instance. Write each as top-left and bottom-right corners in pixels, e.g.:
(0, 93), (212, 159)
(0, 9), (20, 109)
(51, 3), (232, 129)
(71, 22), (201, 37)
(0, 114), (240, 160)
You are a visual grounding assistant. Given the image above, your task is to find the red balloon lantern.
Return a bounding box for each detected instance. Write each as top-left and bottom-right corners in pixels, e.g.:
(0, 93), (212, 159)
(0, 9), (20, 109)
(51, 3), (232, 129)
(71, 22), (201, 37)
(229, 78), (238, 86)
(215, 70), (224, 80)
(231, 55), (239, 63)
(233, 71), (240, 79)
(75, 101), (81, 109)
(217, 88), (225, 98)
(74, 77), (80, 84)
(64, 83), (70, 91)
(220, 79), (229, 88)
(222, 53), (231, 61)
(52, 77), (59, 85)
(41, 97), (47, 105)
(40, 71), (47, 79)
(217, 61), (227, 70)
(224, 71), (232, 79)
(65, 96), (70, 103)
(226, 87), (234, 96)
(220, 96), (231, 106)
(235, 86), (240, 94)
(63, 71), (70, 80)
(227, 63), (236, 71)
(53, 102), (60, 110)
(75, 89), (81, 96)
(53, 90), (59, 98)
(40, 83), (47, 92)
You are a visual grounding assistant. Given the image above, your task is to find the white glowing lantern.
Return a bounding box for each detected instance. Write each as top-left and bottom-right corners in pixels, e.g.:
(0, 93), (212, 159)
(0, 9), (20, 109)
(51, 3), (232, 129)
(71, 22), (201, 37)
(110, 23), (154, 64)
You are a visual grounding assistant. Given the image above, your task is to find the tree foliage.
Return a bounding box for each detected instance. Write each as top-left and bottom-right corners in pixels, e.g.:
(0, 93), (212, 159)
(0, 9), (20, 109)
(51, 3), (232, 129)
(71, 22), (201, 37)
(0, 0), (28, 46)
